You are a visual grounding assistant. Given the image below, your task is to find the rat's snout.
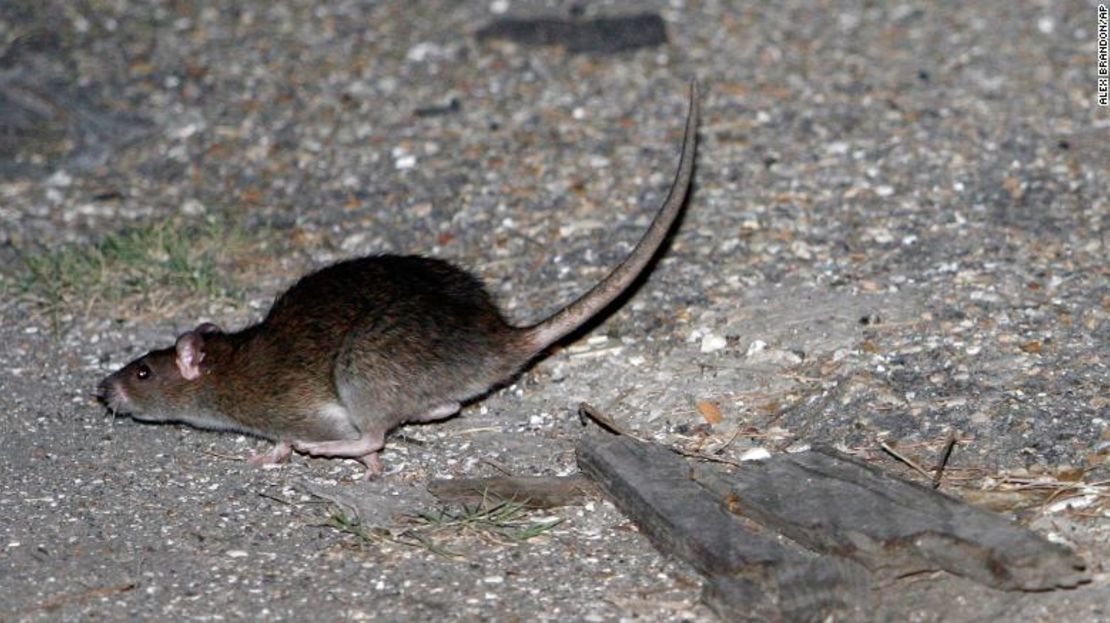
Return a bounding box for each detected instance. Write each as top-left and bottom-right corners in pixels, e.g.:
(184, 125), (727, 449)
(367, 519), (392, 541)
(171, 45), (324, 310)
(96, 377), (113, 403)
(96, 376), (128, 413)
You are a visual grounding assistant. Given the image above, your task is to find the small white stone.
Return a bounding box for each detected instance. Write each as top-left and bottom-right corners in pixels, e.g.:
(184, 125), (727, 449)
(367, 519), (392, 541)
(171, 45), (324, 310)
(47, 170), (73, 187)
(740, 447), (771, 461)
(226, 550), (249, 558)
(170, 120), (202, 139)
(744, 340), (767, 357)
(868, 227), (895, 244)
(791, 240), (813, 260)
(181, 198), (206, 215)
(405, 42), (442, 63)
(700, 333), (727, 353)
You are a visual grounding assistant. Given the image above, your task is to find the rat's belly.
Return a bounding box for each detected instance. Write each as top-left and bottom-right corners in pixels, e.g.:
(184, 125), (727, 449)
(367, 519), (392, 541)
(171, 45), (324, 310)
(231, 401), (360, 442)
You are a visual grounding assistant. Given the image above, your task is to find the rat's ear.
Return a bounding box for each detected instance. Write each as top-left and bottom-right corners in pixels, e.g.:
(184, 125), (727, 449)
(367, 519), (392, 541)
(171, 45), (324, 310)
(195, 322), (222, 335)
(175, 332), (206, 380)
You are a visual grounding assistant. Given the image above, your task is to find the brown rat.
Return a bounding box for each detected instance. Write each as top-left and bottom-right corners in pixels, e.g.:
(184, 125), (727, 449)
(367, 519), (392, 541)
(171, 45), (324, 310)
(98, 81), (699, 477)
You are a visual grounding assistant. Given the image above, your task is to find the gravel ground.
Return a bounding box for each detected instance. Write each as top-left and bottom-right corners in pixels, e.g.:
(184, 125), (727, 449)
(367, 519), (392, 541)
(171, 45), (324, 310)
(1, 1), (1107, 621)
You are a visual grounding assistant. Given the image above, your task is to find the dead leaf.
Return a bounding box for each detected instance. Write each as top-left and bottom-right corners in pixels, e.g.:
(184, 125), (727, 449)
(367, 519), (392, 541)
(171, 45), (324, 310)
(1055, 466), (1086, 482)
(758, 401), (781, 416)
(697, 400), (724, 425)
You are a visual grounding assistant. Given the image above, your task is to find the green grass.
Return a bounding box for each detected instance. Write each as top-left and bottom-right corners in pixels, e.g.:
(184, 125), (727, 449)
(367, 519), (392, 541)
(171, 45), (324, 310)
(2, 218), (258, 326)
(326, 500), (564, 560)
(414, 500), (564, 542)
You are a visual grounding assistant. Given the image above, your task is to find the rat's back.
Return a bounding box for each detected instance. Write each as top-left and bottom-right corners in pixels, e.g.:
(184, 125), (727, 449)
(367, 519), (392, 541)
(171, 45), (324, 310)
(265, 255), (526, 422)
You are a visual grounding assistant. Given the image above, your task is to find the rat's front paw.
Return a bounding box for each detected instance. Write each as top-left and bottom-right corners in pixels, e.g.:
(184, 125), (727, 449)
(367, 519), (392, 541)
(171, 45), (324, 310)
(247, 441), (292, 466)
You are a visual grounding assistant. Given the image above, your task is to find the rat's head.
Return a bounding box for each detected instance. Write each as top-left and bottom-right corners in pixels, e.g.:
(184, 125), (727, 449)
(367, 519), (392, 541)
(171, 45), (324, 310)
(97, 323), (223, 422)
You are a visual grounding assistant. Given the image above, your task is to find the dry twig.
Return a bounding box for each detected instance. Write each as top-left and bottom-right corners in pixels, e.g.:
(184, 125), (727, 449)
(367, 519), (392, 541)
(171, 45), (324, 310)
(879, 440), (934, 482)
(932, 429), (959, 489)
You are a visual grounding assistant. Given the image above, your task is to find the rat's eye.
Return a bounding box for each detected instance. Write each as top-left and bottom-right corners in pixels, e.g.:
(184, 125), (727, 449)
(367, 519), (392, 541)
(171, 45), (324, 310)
(136, 364), (152, 380)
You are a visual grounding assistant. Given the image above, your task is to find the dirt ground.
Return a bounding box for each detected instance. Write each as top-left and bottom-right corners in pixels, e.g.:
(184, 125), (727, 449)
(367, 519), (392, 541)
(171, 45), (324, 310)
(1, 1), (1107, 621)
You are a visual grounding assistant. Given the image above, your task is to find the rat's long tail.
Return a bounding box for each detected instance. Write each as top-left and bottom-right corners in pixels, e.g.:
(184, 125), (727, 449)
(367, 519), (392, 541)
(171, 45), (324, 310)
(519, 80), (699, 354)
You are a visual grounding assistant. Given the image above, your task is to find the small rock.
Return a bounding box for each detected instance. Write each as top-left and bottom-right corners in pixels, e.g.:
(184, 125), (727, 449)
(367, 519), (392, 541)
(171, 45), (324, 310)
(744, 340), (767, 357)
(700, 333), (727, 353)
(740, 447), (771, 461)
(181, 198), (206, 215)
(47, 170), (73, 187)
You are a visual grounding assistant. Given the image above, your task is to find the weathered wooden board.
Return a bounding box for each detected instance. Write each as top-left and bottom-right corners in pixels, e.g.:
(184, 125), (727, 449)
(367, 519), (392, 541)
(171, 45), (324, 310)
(577, 434), (871, 622)
(691, 446), (1089, 591)
(703, 556), (871, 623)
(426, 475), (595, 509)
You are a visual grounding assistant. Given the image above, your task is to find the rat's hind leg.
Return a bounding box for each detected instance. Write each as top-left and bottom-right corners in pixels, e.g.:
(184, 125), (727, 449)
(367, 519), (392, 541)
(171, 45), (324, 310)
(293, 430), (386, 479)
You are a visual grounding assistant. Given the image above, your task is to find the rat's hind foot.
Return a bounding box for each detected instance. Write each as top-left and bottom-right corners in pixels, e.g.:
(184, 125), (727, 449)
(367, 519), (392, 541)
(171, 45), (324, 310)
(358, 452), (384, 480)
(247, 440), (292, 466)
(293, 432), (385, 478)
(293, 434), (382, 457)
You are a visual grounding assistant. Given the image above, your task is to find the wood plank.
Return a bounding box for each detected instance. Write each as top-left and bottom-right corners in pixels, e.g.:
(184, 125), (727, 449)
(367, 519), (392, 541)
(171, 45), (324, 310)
(704, 556), (871, 623)
(577, 434), (871, 622)
(426, 475), (595, 509)
(691, 446), (1089, 591)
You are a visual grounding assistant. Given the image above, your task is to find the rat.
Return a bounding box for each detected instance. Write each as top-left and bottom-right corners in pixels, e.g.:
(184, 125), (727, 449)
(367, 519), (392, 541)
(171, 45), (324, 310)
(98, 81), (699, 478)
